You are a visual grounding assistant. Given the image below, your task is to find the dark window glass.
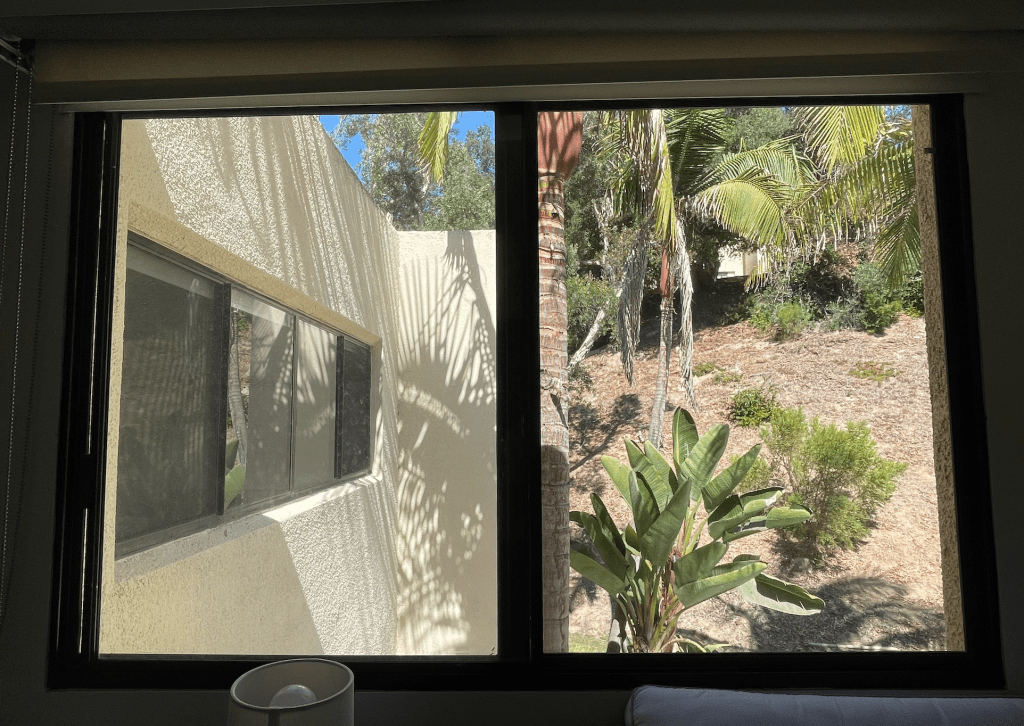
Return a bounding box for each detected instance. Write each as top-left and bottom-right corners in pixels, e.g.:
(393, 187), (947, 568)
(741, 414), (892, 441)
(337, 338), (372, 477)
(230, 289), (293, 506)
(115, 246), (224, 542)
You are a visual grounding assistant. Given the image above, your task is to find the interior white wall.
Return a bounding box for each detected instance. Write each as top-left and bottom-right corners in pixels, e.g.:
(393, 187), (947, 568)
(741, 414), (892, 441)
(1, 16), (1023, 726)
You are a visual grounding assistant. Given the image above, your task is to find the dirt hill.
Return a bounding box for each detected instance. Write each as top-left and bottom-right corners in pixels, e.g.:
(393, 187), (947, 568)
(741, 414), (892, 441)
(567, 280), (947, 652)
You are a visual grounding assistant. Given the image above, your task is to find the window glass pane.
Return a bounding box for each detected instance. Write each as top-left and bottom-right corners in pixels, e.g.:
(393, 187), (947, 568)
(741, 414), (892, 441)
(115, 246), (222, 544)
(337, 338), (372, 477)
(230, 289), (293, 506)
(293, 320), (338, 490)
(546, 106), (959, 655)
(102, 113), (497, 657)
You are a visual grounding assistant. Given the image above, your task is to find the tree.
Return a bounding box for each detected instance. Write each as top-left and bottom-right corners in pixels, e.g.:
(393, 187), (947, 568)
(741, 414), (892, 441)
(603, 108), (813, 447)
(791, 106), (919, 287)
(328, 113), (495, 231)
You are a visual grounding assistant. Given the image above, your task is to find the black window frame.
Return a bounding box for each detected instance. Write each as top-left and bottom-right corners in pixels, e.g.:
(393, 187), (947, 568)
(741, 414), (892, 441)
(49, 97), (1003, 692)
(112, 234), (373, 557)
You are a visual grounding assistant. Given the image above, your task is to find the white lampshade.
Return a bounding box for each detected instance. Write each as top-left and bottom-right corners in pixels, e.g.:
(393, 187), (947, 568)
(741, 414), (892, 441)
(228, 658), (354, 726)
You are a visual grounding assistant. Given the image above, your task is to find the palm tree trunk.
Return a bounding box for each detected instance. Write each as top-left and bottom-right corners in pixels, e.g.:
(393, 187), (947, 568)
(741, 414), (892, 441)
(537, 111), (583, 653)
(648, 287), (674, 448)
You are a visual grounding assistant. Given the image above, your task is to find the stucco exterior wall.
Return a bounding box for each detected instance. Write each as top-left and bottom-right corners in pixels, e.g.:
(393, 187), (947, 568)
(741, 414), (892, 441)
(394, 230), (498, 655)
(101, 116), (405, 655)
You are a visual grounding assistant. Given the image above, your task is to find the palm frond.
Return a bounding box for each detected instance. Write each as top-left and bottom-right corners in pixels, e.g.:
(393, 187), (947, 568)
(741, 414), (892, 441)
(692, 167), (793, 251)
(604, 110), (680, 251)
(617, 238), (649, 385)
(875, 203), (921, 288)
(418, 111), (458, 183)
(797, 106), (886, 174)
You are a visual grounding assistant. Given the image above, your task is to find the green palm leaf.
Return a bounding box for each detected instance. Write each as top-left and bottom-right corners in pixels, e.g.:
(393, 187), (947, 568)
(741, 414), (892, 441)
(418, 111), (458, 183)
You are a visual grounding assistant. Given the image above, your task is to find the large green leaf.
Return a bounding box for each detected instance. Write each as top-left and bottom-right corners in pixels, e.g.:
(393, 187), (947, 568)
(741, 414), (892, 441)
(623, 525), (641, 556)
(570, 509), (628, 581)
(639, 483), (694, 567)
(601, 455), (633, 504)
(225, 438), (239, 475)
(591, 493), (627, 557)
(672, 408), (699, 469)
(570, 549), (627, 597)
(736, 572), (824, 615)
(673, 541), (728, 585)
(628, 470), (655, 538)
(707, 487), (783, 539)
(674, 560), (766, 609)
(721, 504), (812, 543)
(644, 441), (676, 503)
(679, 423), (729, 501)
(702, 443), (762, 511)
(224, 464), (245, 507)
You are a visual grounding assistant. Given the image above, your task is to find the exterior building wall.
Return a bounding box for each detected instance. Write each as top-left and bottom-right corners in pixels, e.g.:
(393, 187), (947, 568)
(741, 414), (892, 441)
(394, 230), (498, 655)
(101, 116), (406, 655)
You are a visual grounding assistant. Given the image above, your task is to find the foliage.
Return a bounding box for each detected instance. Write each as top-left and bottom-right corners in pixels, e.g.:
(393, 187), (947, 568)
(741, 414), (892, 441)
(328, 113), (494, 231)
(566, 242), (618, 354)
(740, 251), (909, 335)
(694, 362), (721, 377)
(775, 301), (812, 340)
(854, 261), (902, 333)
(752, 407), (907, 552)
(898, 269), (925, 316)
(849, 361), (899, 384)
(714, 370), (742, 384)
(569, 408), (822, 653)
(728, 386), (778, 427)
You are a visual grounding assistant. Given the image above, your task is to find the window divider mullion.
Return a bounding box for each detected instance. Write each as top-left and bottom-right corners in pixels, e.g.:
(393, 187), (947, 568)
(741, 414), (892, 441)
(216, 284), (232, 515)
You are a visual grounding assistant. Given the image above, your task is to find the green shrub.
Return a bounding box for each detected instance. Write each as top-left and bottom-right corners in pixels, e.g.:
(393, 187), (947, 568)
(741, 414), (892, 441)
(567, 271), (617, 353)
(728, 386), (778, 427)
(862, 292), (901, 333)
(694, 361), (721, 376)
(713, 370), (742, 384)
(755, 408), (906, 552)
(775, 301), (811, 340)
(824, 298), (863, 331)
(898, 270), (925, 317)
(854, 262), (902, 333)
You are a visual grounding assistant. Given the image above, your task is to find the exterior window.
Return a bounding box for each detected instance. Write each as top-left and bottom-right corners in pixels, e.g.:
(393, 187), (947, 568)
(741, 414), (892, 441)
(115, 246), (225, 544)
(114, 241), (372, 555)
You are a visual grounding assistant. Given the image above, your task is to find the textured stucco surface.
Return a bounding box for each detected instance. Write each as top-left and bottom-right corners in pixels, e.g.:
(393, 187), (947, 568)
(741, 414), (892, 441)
(102, 116), (404, 655)
(394, 230), (498, 655)
(913, 105), (964, 650)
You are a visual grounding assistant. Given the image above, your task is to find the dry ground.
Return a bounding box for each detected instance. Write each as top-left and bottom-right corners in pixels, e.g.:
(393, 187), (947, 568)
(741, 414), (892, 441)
(567, 280), (946, 652)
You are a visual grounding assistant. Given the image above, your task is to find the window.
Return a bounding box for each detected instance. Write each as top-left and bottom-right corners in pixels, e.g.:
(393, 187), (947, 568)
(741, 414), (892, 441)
(114, 239), (373, 556)
(48, 100), (1002, 691)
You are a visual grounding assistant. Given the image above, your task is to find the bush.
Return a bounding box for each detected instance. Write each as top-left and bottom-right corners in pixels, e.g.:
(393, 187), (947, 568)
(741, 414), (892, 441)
(775, 301), (811, 340)
(728, 386), (778, 427)
(898, 270), (925, 317)
(566, 271), (617, 353)
(755, 407), (906, 552)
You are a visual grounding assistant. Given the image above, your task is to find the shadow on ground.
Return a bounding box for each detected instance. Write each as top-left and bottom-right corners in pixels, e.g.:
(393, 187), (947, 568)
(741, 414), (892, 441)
(677, 576), (945, 653)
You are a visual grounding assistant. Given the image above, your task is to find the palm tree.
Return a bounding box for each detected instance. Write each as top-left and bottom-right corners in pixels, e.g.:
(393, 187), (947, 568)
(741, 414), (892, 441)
(419, 110), (584, 653)
(793, 105), (919, 287)
(604, 108), (813, 446)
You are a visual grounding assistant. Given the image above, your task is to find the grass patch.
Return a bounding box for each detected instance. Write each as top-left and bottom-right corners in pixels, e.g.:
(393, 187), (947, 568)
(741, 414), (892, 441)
(849, 360), (899, 384)
(569, 632), (608, 653)
(694, 361), (722, 377)
(713, 370), (742, 384)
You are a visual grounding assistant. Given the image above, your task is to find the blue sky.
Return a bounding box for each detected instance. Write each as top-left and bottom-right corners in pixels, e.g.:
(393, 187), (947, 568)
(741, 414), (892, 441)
(318, 111), (494, 176)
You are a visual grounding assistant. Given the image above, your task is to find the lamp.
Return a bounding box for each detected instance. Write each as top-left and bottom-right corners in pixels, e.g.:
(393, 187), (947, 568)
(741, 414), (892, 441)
(228, 658), (354, 726)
